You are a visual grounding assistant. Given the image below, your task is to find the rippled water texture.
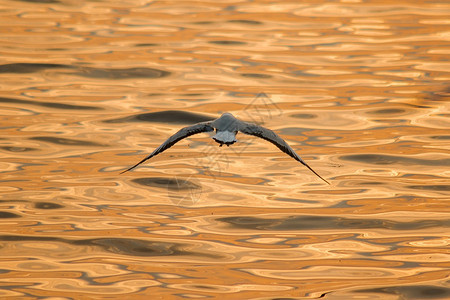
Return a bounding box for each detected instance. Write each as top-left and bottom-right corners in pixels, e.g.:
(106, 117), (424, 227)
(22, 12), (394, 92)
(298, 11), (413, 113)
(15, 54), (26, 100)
(0, 0), (449, 298)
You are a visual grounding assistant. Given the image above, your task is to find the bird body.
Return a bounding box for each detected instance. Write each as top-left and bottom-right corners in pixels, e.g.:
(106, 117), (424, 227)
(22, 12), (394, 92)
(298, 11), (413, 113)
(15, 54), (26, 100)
(210, 112), (241, 146)
(121, 112), (329, 184)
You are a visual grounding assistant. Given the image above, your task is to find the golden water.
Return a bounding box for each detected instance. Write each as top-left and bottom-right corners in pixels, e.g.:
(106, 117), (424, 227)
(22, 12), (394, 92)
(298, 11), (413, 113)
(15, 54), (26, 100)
(0, 0), (449, 299)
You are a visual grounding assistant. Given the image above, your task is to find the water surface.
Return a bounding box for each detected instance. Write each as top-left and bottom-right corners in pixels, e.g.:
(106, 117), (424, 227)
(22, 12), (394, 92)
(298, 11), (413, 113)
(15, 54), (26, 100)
(0, 0), (449, 299)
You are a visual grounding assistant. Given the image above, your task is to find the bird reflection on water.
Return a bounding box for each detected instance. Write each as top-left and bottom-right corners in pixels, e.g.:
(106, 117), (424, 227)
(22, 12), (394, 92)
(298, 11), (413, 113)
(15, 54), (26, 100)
(121, 112), (329, 184)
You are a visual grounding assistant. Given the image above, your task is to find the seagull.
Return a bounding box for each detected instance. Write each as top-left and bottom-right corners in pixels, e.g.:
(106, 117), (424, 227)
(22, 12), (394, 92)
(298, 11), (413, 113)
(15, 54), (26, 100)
(121, 112), (329, 184)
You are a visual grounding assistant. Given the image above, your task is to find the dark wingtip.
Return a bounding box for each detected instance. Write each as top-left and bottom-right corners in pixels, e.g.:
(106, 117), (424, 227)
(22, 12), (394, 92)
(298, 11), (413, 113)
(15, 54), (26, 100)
(119, 166), (134, 174)
(119, 158), (148, 175)
(322, 177), (331, 185)
(316, 173), (330, 185)
(310, 168), (330, 185)
(300, 160), (330, 185)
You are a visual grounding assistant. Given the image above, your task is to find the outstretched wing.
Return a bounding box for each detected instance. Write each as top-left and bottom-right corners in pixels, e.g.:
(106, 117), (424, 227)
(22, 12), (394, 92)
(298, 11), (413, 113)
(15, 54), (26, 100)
(239, 122), (329, 184)
(121, 122), (214, 174)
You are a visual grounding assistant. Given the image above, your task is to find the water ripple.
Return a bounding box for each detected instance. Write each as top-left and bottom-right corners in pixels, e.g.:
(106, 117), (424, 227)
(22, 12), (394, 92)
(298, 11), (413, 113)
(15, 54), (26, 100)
(0, 63), (170, 79)
(1, 0), (449, 298)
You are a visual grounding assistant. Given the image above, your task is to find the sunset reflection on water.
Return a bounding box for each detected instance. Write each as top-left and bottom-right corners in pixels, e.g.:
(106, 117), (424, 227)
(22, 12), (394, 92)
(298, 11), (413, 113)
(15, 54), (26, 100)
(0, 0), (449, 298)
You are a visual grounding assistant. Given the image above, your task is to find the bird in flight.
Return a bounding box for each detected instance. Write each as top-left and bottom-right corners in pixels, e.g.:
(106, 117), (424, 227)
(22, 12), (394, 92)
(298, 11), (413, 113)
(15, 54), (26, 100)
(121, 112), (329, 184)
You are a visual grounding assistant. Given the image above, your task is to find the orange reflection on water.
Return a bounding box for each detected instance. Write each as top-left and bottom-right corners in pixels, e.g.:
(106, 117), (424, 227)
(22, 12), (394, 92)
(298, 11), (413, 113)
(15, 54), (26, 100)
(0, 0), (449, 299)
